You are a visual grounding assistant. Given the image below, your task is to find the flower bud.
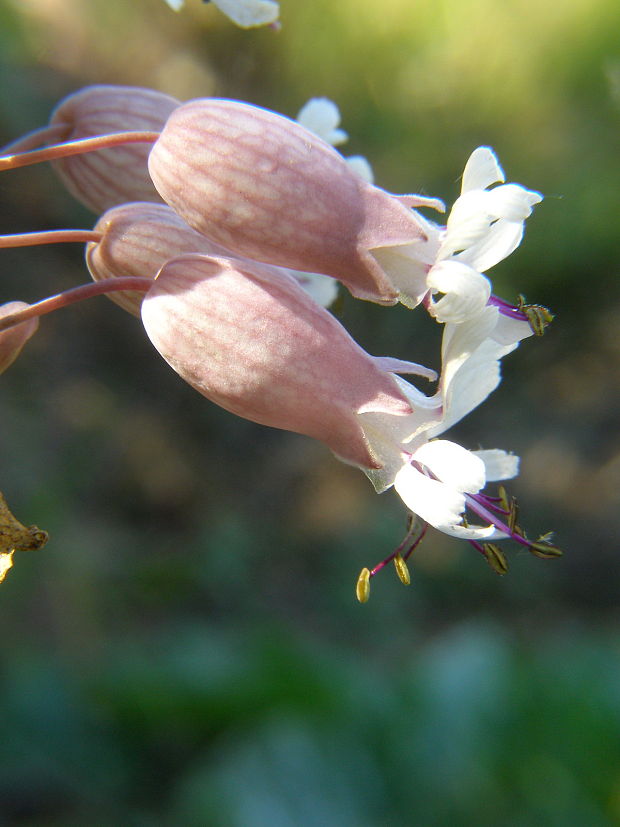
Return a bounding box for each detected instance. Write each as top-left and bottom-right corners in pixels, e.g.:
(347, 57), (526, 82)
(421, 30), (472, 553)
(148, 99), (430, 304)
(141, 253), (416, 467)
(50, 85), (179, 212)
(0, 302), (38, 373)
(87, 203), (231, 315)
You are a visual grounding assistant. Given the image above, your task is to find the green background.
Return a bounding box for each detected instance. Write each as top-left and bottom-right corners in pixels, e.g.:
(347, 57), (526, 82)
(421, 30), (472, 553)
(0, 0), (619, 823)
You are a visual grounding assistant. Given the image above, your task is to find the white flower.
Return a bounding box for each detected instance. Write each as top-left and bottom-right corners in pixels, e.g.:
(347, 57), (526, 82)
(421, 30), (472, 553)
(357, 305), (526, 540)
(163, 0), (279, 28)
(373, 147), (542, 321)
(393, 440), (517, 541)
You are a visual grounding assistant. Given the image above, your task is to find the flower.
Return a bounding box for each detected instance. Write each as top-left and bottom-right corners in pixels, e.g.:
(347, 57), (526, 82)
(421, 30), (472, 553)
(140, 251), (538, 550)
(393, 440), (518, 541)
(148, 98), (441, 305)
(373, 147), (543, 320)
(163, 0), (280, 28)
(141, 252), (437, 468)
(359, 303), (532, 541)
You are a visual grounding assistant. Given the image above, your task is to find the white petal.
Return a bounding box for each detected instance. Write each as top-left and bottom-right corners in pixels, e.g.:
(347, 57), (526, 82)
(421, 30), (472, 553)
(485, 183), (542, 221)
(394, 462), (467, 530)
(427, 260), (491, 323)
(212, 0), (279, 27)
(491, 313), (533, 346)
(435, 338), (516, 435)
(456, 220), (524, 273)
(414, 439), (486, 494)
(438, 190), (497, 259)
(296, 98), (348, 146)
(461, 147), (505, 193)
(473, 449), (519, 481)
(163, 0), (184, 9)
(439, 305), (500, 393)
(345, 155), (374, 183)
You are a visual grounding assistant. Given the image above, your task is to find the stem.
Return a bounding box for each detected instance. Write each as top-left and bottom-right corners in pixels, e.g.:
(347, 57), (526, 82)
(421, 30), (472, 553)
(0, 122), (70, 155)
(0, 230), (102, 248)
(0, 277), (152, 332)
(0, 131), (160, 172)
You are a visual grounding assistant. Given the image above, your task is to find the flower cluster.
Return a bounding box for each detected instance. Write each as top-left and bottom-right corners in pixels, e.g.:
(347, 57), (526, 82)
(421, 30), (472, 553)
(0, 85), (560, 598)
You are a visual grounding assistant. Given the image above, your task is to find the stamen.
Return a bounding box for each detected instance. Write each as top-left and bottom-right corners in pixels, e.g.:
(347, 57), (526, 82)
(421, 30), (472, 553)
(0, 131), (160, 172)
(466, 493), (530, 548)
(0, 277), (152, 332)
(488, 294), (528, 321)
(356, 515), (427, 601)
(488, 293), (555, 336)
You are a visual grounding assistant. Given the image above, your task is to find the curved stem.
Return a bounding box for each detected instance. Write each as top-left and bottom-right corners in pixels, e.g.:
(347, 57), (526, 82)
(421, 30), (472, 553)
(0, 131), (160, 172)
(0, 230), (102, 248)
(0, 277), (152, 332)
(0, 122), (70, 155)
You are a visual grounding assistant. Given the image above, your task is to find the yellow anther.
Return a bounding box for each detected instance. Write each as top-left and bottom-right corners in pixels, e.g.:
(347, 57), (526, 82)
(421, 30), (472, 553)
(393, 553), (411, 585)
(356, 567), (371, 603)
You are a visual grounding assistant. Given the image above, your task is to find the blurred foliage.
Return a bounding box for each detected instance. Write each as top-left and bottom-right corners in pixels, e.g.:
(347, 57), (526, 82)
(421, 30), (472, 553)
(0, 0), (620, 823)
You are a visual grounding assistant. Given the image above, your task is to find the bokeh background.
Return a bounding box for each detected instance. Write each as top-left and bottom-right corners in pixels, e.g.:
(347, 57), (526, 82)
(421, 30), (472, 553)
(1, 0), (620, 824)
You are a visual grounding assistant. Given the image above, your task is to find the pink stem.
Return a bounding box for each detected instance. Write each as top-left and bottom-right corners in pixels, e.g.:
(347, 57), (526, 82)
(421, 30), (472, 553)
(0, 131), (160, 172)
(0, 122), (70, 155)
(0, 277), (152, 332)
(0, 230), (102, 248)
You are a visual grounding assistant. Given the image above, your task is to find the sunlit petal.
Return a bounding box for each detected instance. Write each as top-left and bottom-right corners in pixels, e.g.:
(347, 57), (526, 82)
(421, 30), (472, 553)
(473, 449), (519, 481)
(414, 439), (486, 493)
(461, 146), (504, 192)
(427, 260), (491, 323)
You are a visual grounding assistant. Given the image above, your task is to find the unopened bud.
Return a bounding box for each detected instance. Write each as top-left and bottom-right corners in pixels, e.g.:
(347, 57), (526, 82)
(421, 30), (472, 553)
(356, 567), (371, 603)
(50, 85), (179, 212)
(0, 302), (39, 373)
